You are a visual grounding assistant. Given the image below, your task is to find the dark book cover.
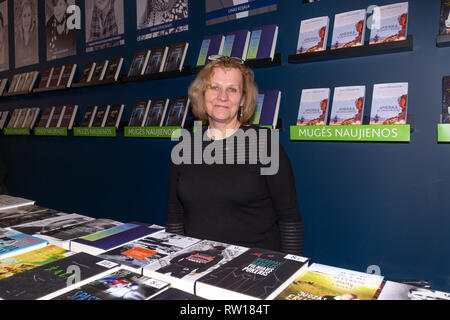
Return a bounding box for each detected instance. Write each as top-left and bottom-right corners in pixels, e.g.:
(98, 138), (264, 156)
(48, 106), (64, 127)
(145, 46), (168, 74)
(196, 34), (224, 66)
(246, 24), (278, 60)
(105, 104), (124, 128)
(128, 100), (149, 127)
(80, 106), (97, 127)
(12, 214), (94, 236)
(440, 0), (450, 35)
(258, 90), (281, 127)
(164, 97), (189, 127)
(59, 105), (78, 130)
(48, 65), (64, 87)
(79, 62), (95, 83)
(92, 105), (110, 127)
(443, 76), (450, 124)
(90, 60), (109, 82)
(128, 50), (149, 77)
(38, 67), (53, 88)
(104, 57), (123, 81)
(223, 29), (250, 60)
(58, 64), (76, 88)
(144, 98), (169, 127)
(163, 42), (188, 72)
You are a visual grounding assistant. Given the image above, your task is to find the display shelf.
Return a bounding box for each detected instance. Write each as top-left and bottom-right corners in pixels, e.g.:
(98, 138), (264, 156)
(33, 85), (70, 94)
(121, 67), (194, 84)
(436, 34), (450, 48)
(73, 127), (116, 137)
(124, 126), (181, 139)
(245, 53), (282, 69)
(71, 78), (118, 89)
(3, 89), (34, 97)
(288, 36), (414, 64)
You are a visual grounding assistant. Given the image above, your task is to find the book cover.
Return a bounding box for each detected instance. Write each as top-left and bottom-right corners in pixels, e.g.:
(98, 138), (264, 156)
(444, 76), (450, 124)
(274, 263), (384, 300)
(250, 90), (281, 128)
(58, 64), (77, 88)
(104, 57), (123, 82)
(13, 73), (26, 92)
(0, 207), (61, 229)
(80, 106), (98, 127)
(54, 269), (169, 300)
(164, 97), (190, 127)
(15, 108), (30, 128)
(144, 98), (169, 127)
(90, 60), (109, 82)
(8, 74), (20, 94)
(246, 24), (278, 60)
(59, 105), (79, 130)
(48, 65), (65, 88)
(376, 280), (450, 300)
(440, 0), (450, 35)
(297, 16), (329, 53)
(369, 2), (408, 44)
(145, 46), (168, 74)
(331, 9), (366, 50)
(163, 42), (189, 72)
(105, 104), (125, 129)
(92, 105), (110, 127)
(329, 86), (366, 125)
(22, 107), (40, 129)
(6, 109), (21, 128)
(0, 228), (48, 259)
(143, 240), (248, 294)
(196, 34), (225, 66)
(0, 252), (120, 300)
(20, 71), (38, 92)
(38, 67), (54, 89)
(128, 100), (151, 127)
(79, 62), (96, 83)
(0, 111), (8, 130)
(196, 248), (309, 300)
(296, 88), (330, 126)
(150, 287), (205, 300)
(222, 29), (250, 60)
(37, 106), (55, 128)
(369, 82), (408, 125)
(128, 50), (150, 77)
(48, 106), (66, 128)
(0, 78), (8, 95)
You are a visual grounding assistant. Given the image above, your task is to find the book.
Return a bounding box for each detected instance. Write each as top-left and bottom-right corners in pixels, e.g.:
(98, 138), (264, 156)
(58, 64), (77, 88)
(53, 269), (170, 300)
(38, 67), (54, 89)
(128, 100), (151, 127)
(297, 16), (329, 53)
(196, 248), (309, 300)
(22, 107), (40, 129)
(48, 106), (66, 128)
(143, 240), (248, 294)
(369, 82), (408, 125)
(92, 105), (110, 127)
(369, 2), (409, 44)
(6, 109), (21, 128)
(296, 88), (331, 126)
(128, 49), (150, 77)
(20, 71), (38, 92)
(90, 60), (109, 82)
(104, 57), (123, 82)
(14, 73), (26, 92)
(150, 287), (206, 300)
(440, 0), (450, 35)
(8, 74), (20, 94)
(0, 205), (61, 229)
(144, 46), (168, 74)
(59, 105), (79, 130)
(163, 42), (189, 72)
(144, 98), (169, 127)
(0, 252), (120, 300)
(70, 222), (164, 256)
(250, 90), (281, 128)
(97, 231), (200, 274)
(105, 104), (124, 129)
(0, 111), (8, 130)
(444, 76), (450, 124)
(79, 62), (96, 83)
(80, 106), (98, 127)
(376, 280), (450, 300)
(331, 9), (366, 50)
(246, 24), (279, 60)
(0, 228), (48, 259)
(222, 29), (251, 60)
(329, 86), (366, 125)
(196, 34), (225, 66)
(164, 97), (190, 127)
(48, 65), (65, 88)
(0, 78), (8, 95)
(274, 263), (384, 300)
(37, 106), (55, 128)
(14, 108), (30, 128)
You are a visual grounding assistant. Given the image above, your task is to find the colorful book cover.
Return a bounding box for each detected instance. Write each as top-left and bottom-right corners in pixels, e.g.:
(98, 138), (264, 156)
(0, 228), (47, 259)
(246, 24), (278, 60)
(196, 34), (225, 66)
(442, 76), (450, 124)
(128, 100), (150, 127)
(163, 42), (189, 72)
(144, 98), (169, 127)
(297, 16), (329, 53)
(296, 88), (330, 126)
(164, 97), (190, 127)
(145, 46), (168, 74)
(369, 2), (408, 44)
(331, 9), (366, 50)
(274, 263), (384, 300)
(369, 82), (408, 125)
(440, 0), (450, 35)
(250, 90), (281, 127)
(376, 280), (450, 300)
(329, 86), (366, 125)
(222, 29), (250, 60)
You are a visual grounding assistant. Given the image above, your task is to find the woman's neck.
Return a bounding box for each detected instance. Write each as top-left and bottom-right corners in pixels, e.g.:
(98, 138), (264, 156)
(207, 120), (241, 140)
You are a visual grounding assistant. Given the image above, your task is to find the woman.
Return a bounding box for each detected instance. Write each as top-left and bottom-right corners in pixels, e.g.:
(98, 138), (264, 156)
(167, 56), (303, 255)
(15, 0), (38, 68)
(46, 0), (76, 60)
(88, 0), (119, 51)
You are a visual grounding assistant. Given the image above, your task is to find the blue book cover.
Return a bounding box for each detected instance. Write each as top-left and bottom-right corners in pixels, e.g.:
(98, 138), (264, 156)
(196, 34), (225, 66)
(297, 16), (329, 53)
(128, 50), (150, 77)
(144, 98), (169, 127)
(0, 228), (47, 259)
(222, 29), (250, 60)
(164, 97), (190, 127)
(296, 88), (330, 126)
(329, 86), (366, 125)
(369, 2), (408, 44)
(250, 90), (281, 127)
(331, 9), (366, 50)
(246, 24), (278, 60)
(163, 42), (189, 72)
(145, 46), (168, 74)
(128, 100), (150, 127)
(370, 83), (408, 125)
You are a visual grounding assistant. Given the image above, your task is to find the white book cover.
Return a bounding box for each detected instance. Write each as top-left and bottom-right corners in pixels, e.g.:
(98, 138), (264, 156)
(0, 195), (35, 211)
(296, 88), (330, 126)
(297, 16), (329, 53)
(331, 9), (366, 49)
(329, 86), (366, 125)
(370, 82), (408, 125)
(369, 2), (408, 44)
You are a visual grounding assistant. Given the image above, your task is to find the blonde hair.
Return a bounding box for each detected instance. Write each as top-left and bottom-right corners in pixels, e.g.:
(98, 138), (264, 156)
(188, 57), (258, 123)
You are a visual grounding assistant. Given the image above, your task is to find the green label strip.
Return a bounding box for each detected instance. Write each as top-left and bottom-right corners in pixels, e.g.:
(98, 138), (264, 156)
(3, 127), (30, 135)
(124, 126), (181, 139)
(73, 127), (116, 137)
(437, 124), (450, 142)
(34, 127), (68, 136)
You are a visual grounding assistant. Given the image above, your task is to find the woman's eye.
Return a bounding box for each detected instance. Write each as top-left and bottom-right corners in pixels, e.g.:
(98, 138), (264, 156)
(228, 88), (238, 93)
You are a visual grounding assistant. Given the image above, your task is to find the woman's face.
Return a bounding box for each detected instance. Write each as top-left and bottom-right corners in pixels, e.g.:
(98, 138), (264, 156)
(204, 67), (246, 127)
(95, 0), (110, 11)
(54, 0), (67, 22)
(22, 5), (32, 32)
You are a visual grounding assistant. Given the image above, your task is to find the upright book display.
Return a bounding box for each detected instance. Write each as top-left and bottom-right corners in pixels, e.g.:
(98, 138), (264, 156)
(297, 17), (329, 53)
(246, 25), (278, 61)
(329, 86), (366, 125)
(369, 82), (408, 125)
(331, 9), (366, 49)
(369, 2), (408, 44)
(296, 88), (330, 126)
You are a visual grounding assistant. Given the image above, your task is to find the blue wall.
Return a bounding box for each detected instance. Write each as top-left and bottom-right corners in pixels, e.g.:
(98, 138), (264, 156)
(1, 0), (450, 292)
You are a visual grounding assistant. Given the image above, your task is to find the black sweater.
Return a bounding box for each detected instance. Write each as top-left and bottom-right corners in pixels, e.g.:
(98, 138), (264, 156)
(167, 125), (303, 254)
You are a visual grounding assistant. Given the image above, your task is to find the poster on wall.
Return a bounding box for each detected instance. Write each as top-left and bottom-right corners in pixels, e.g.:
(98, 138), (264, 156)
(14, 0), (39, 68)
(136, 0), (188, 41)
(205, 0), (277, 26)
(85, 0), (125, 52)
(45, 0), (77, 61)
(0, 1), (9, 72)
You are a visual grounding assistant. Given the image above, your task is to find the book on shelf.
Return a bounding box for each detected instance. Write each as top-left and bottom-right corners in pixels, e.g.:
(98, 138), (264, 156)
(22, 107), (40, 129)
(0, 78), (8, 95)
(79, 62), (96, 83)
(196, 248), (309, 300)
(80, 106), (98, 127)
(104, 57), (123, 82)
(59, 105), (78, 130)
(48, 65), (65, 88)
(6, 109), (21, 128)
(369, 82), (408, 125)
(128, 49), (150, 77)
(369, 2), (408, 44)
(0, 195), (36, 214)
(37, 106), (55, 128)
(14, 108), (30, 128)
(0, 111), (8, 130)
(58, 63), (77, 88)
(144, 46), (168, 74)
(0, 252), (120, 300)
(0, 228), (48, 260)
(143, 240), (248, 294)
(38, 67), (54, 89)
(331, 9), (366, 50)
(92, 105), (110, 127)
(274, 263), (384, 300)
(14, 74), (26, 93)
(98, 231), (201, 274)
(150, 287), (206, 300)
(250, 90), (281, 128)
(222, 29), (250, 60)
(48, 106), (66, 128)
(443, 76), (450, 124)
(163, 42), (189, 72)
(0, 205), (61, 229)
(70, 222), (164, 256)
(8, 75), (20, 94)
(296, 88), (330, 126)
(196, 34), (225, 67)
(164, 97), (190, 127)
(329, 86), (366, 125)
(128, 100), (151, 127)
(376, 280), (450, 300)
(20, 71), (39, 92)
(90, 60), (109, 82)
(297, 16), (329, 53)
(144, 98), (169, 127)
(105, 104), (124, 129)
(440, 0), (450, 35)
(246, 24), (279, 60)
(53, 268), (170, 301)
